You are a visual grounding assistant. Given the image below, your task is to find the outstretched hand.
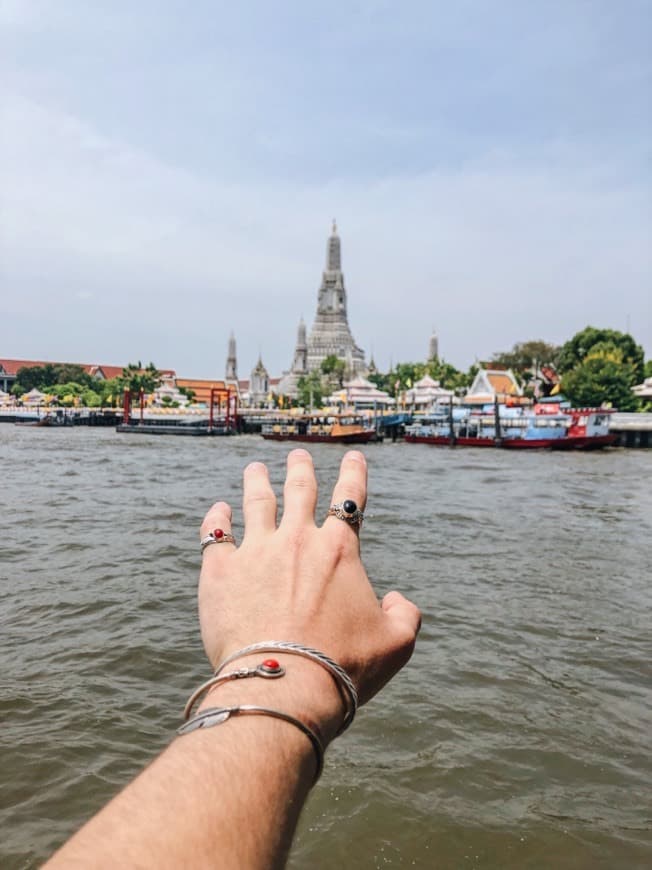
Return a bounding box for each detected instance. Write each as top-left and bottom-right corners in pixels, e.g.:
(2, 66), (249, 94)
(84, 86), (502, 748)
(198, 449), (421, 719)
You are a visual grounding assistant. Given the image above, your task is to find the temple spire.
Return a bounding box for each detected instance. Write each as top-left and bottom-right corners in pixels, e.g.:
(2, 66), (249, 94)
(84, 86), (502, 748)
(226, 331), (237, 380)
(428, 329), (439, 362)
(326, 219), (341, 271)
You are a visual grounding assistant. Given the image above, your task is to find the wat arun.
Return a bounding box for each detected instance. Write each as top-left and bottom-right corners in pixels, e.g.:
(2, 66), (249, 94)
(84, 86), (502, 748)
(307, 221), (366, 373)
(277, 222), (365, 396)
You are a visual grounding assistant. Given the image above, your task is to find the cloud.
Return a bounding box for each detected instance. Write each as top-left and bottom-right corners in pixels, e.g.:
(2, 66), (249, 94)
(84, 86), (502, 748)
(1, 2), (650, 376)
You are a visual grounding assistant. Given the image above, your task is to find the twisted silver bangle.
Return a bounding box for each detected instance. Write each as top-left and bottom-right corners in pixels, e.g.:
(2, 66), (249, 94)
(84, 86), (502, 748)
(214, 641), (358, 735)
(177, 705), (325, 784)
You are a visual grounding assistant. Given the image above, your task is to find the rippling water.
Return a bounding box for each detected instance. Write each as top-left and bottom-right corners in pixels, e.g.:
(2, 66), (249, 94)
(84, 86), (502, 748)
(1, 427), (651, 868)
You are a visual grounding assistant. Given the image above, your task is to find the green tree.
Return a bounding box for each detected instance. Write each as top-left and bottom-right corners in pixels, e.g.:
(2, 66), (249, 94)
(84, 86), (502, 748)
(178, 386), (196, 402)
(82, 389), (102, 407)
(558, 327), (644, 380)
(644, 360), (652, 380)
(320, 355), (347, 388)
(97, 377), (122, 406)
(561, 349), (639, 410)
(297, 371), (324, 408)
(16, 364), (58, 391)
(427, 359), (476, 391)
(491, 340), (560, 376)
(53, 364), (94, 387)
(48, 381), (86, 401)
(118, 361), (162, 396)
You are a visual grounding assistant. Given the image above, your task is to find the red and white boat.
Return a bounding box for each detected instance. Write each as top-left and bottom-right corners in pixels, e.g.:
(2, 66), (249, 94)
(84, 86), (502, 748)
(405, 403), (617, 450)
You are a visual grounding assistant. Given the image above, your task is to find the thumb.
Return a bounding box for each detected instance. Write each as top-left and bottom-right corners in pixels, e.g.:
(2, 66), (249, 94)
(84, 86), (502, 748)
(381, 590), (422, 638)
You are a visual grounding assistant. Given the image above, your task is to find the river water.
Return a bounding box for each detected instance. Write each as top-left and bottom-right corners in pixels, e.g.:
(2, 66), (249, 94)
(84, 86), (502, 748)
(1, 427), (650, 869)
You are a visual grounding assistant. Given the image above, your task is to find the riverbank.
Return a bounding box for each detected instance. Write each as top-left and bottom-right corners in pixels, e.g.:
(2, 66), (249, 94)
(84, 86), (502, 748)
(2, 407), (652, 446)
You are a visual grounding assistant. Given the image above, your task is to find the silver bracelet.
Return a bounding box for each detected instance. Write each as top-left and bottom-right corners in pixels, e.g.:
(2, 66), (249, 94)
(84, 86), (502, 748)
(177, 704), (325, 784)
(183, 660), (285, 721)
(214, 641), (358, 735)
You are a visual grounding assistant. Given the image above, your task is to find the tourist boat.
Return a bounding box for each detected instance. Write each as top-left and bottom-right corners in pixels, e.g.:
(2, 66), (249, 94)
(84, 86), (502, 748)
(261, 414), (378, 444)
(501, 406), (617, 450)
(405, 404), (617, 450)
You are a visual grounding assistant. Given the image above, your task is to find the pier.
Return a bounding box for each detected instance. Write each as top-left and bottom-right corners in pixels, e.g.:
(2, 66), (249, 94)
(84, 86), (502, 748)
(609, 413), (652, 448)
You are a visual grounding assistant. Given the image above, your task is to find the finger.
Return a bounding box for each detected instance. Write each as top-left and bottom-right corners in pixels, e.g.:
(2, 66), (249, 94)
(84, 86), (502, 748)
(242, 461), (277, 537)
(200, 501), (237, 562)
(381, 590), (422, 638)
(280, 449), (318, 528)
(324, 450), (368, 536)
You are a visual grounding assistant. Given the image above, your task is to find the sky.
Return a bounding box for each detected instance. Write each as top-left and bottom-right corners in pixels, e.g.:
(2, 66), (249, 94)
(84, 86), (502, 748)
(1, 0), (651, 378)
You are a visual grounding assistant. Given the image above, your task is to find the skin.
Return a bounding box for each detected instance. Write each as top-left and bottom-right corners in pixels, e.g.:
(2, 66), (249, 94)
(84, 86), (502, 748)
(44, 449), (421, 869)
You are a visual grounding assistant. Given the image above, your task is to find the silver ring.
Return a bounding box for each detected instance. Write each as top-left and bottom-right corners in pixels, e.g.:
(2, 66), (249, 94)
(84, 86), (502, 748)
(200, 528), (237, 553)
(327, 499), (364, 526)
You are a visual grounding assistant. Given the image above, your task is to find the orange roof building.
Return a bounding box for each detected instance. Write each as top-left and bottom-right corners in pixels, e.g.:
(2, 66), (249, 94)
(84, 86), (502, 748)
(0, 358), (176, 394)
(175, 377), (234, 406)
(465, 367), (526, 405)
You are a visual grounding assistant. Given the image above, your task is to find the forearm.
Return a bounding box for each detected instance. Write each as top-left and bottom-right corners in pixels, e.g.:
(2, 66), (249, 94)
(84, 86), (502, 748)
(44, 655), (342, 870)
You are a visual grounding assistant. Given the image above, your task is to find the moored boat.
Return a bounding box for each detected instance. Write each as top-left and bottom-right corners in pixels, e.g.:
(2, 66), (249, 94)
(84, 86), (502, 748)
(405, 403), (617, 450)
(261, 414), (378, 444)
(15, 413), (53, 427)
(501, 406), (617, 450)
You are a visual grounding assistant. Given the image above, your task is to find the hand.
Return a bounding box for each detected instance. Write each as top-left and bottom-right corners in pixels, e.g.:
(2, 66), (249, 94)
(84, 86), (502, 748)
(197, 449), (421, 738)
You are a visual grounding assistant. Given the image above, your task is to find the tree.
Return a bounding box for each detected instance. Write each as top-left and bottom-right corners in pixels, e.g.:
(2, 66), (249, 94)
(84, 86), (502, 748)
(644, 360), (652, 380)
(296, 371), (324, 409)
(177, 386), (196, 402)
(427, 359), (476, 391)
(48, 382), (87, 401)
(561, 350), (639, 410)
(117, 361), (163, 396)
(53, 364), (94, 387)
(491, 340), (560, 376)
(16, 364), (57, 391)
(82, 389), (102, 407)
(97, 377), (122, 407)
(320, 355), (347, 388)
(557, 327), (644, 380)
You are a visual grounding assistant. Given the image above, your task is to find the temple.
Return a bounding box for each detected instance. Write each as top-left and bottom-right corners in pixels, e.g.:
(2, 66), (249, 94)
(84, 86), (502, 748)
(306, 221), (366, 375)
(276, 319), (309, 397)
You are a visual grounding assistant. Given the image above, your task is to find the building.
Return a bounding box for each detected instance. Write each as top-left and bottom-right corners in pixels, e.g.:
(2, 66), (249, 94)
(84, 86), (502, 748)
(276, 319), (309, 397)
(465, 368), (524, 404)
(0, 358), (129, 393)
(175, 376), (231, 406)
(306, 222), (366, 376)
(326, 374), (394, 410)
(405, 374), (454, 408)
(428, 330), (439, 361)
(225, 333), (237, 382)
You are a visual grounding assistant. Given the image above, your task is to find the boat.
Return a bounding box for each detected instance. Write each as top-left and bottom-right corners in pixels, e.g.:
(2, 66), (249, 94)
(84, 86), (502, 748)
(261, 414), (378, 444)
(501, 406), (617, 450)
(14, 413), (53, 427)
(405, 403), (617, 450)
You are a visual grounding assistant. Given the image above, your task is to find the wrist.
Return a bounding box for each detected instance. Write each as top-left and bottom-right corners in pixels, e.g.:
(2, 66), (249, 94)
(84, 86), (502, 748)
(196, 652), (344, 745)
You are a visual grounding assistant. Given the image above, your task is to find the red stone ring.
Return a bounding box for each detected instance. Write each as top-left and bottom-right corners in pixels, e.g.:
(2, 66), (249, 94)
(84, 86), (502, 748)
(200, 528), (237, 553)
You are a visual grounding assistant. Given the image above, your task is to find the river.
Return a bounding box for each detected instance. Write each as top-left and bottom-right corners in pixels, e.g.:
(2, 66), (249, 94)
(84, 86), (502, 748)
(1, 427), (650, 868)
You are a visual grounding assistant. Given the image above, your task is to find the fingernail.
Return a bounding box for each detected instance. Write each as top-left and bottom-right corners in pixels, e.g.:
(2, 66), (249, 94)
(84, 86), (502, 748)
(288, 448), (311, 460)
(245, 461), (268, 474)
(345, 450), (366, 465)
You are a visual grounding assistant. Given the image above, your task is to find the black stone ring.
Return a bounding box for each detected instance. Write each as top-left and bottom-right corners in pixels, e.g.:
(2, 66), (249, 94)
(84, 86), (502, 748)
(328, 500), (364, 526)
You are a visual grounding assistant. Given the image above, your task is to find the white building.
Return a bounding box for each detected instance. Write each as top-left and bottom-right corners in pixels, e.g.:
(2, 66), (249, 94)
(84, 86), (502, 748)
(327, 374), (395, 410)
(405, 374), (454, 408)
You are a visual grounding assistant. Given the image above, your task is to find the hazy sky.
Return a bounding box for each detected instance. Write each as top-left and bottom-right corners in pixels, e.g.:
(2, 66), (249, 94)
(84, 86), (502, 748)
(1, 0), (650, 378)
